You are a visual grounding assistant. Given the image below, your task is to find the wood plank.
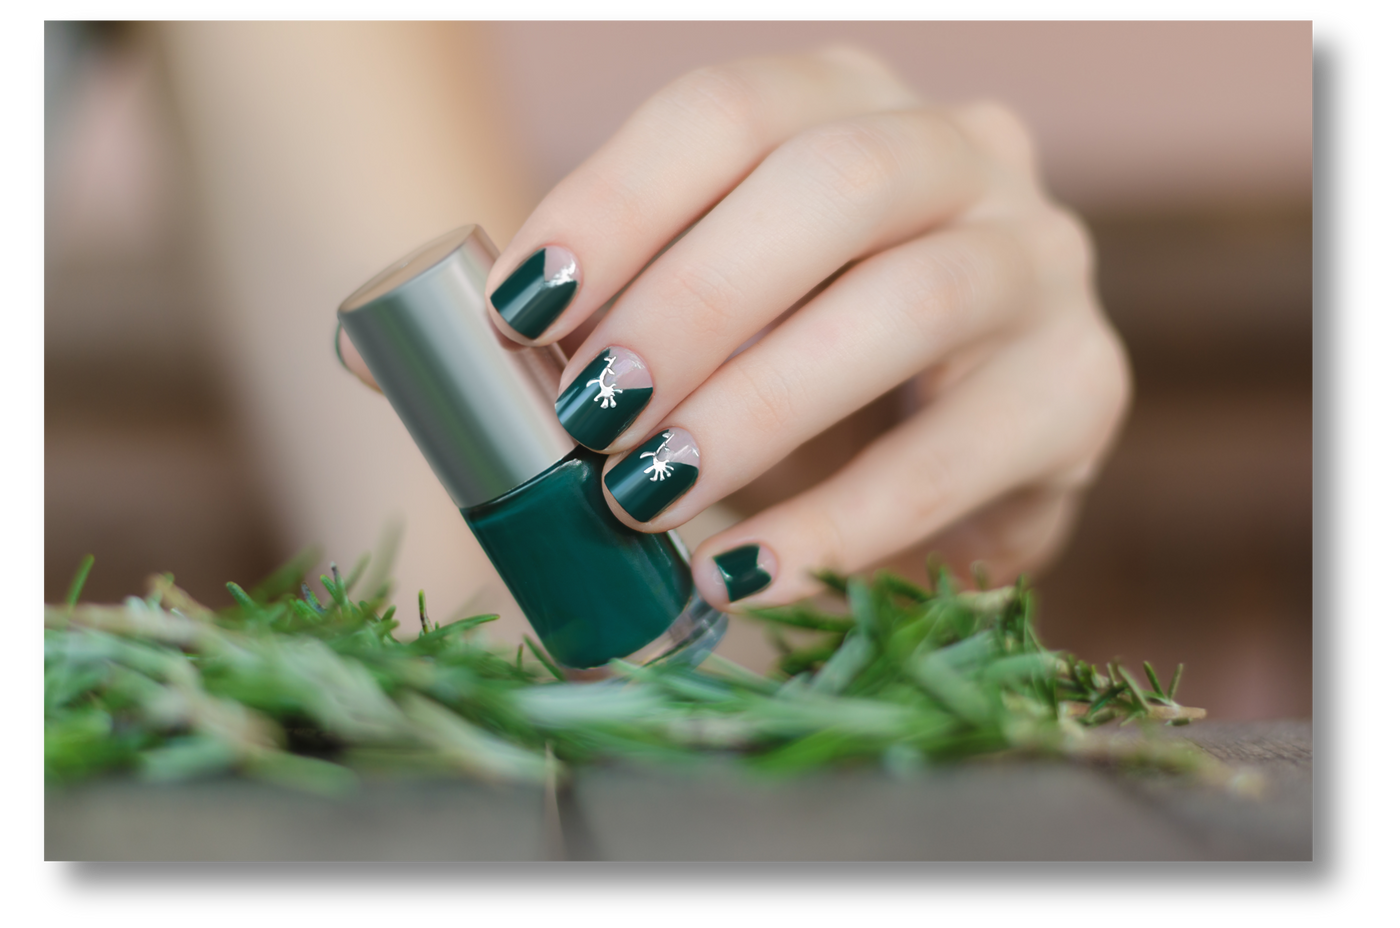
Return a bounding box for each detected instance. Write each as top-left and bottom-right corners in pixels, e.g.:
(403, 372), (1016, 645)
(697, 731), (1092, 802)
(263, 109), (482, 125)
(567, 760), (1209, 861)
(1171, 719), (1312, 766)
(1102, 720), (1312, 860)
(45, 722), (1311, 861)
(46, 779), (545, 861)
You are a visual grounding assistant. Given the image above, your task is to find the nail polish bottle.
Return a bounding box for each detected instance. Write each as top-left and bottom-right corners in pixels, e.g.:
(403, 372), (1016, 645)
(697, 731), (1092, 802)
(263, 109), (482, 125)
(337, 226), (726, 670)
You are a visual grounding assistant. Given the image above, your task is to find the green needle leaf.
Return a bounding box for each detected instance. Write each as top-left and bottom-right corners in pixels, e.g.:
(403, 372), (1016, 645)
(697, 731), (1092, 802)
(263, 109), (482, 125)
(808, 631), (875, 696)
(746, 605), (855, 634)
(300, 583), (324, 614)
(523, 636), (566, 682)
(321, 573), (348, 609)
(225, 581), (259, 614)
(813, 569), (848, 596)
(1112, 662), (1151, 715)
(1085, 683), (1128, 719)
(1143, 660), (1166, 697)
(44, 543), (1214, 791)
(65, 554), (95, 608)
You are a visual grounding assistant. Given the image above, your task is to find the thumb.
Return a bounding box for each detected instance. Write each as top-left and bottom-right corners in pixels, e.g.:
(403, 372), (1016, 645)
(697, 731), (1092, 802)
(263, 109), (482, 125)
(335, 322), (382, 393)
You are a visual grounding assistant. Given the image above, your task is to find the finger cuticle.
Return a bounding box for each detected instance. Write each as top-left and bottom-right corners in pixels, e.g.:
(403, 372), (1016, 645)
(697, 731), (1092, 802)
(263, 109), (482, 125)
(603, 428), (699, 523)
(490, 245), (579, 339)
(555, 347), (653, 450)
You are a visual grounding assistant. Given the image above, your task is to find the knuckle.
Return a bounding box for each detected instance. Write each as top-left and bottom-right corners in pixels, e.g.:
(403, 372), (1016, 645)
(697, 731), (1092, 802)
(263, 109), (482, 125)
(1051, 323), (1132, 489)
(1033, 207), (1096, 285)
(808, 45), (922, 110)
(733, 363), (801, 438)
(789, 121), (903, 216)
(888, 250), (981, 341)
(666, 260), (745, 335)
(885, 227), (1026, 342)
(576, 165), (655, 243)
(1096, 326), (1134, 425)
(901, 447), (958, 538)
(957, 98), (1038, 174)
(661, 64), (768, 145)
(1011, 313), (1133, 488)
(812, 42), (890, 73)
(1062, 317), (1133, 445)
(810, 43), (901, 87)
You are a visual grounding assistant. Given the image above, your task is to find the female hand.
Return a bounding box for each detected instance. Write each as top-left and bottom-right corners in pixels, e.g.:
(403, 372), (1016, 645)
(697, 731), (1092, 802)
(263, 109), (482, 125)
(347, 46), (1131, 611)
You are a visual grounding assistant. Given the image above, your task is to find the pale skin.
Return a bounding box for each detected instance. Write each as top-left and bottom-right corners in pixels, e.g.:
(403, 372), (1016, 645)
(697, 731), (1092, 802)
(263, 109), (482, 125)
(340, 46), (1132, 612)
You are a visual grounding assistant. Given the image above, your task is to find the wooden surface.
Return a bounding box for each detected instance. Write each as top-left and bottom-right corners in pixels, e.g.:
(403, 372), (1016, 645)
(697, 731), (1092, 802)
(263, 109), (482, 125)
(46, 720), (1311, 862)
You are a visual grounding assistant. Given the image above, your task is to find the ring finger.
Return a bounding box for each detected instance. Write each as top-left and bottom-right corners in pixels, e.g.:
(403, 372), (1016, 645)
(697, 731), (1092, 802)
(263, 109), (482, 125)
(689, 309), (1130, 608)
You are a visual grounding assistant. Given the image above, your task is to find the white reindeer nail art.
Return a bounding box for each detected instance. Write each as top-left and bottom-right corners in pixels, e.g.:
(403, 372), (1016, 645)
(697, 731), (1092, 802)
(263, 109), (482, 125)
(604, 427), (700, 522)
(542, 247), (578, 288)
(587, 355), (622, 409)
(640, 433), (675, 481)
(556, 348), (655, 449)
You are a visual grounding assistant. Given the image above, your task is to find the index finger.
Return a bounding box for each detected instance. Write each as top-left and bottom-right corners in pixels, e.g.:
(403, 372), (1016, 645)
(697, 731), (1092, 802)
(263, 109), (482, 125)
(483, 46), (920, 344)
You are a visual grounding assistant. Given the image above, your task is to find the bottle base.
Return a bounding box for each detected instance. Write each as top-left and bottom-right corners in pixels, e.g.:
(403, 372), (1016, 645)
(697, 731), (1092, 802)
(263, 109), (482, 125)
(559, 587), (728, 680)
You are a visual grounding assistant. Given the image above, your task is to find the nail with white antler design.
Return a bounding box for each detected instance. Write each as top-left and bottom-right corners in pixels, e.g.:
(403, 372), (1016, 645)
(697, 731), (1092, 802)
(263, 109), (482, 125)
(604, 428), (700, 523)
(489, 245), (580, 339)
(555, 347), (654, 450)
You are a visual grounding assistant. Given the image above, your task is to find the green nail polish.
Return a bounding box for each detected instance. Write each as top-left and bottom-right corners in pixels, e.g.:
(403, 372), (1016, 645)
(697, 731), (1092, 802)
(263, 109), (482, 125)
(490, 246), (578, 339)
(713, 545), (773, 602)
(605, 429), (700, 523)
(339, 227), (725, 670)
(556, 347), (653, 449)
(465, 448), (691, 669)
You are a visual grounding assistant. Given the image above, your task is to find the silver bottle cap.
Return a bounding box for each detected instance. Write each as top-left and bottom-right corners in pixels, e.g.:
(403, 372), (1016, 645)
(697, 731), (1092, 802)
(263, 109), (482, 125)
(337, 226), (575, 509)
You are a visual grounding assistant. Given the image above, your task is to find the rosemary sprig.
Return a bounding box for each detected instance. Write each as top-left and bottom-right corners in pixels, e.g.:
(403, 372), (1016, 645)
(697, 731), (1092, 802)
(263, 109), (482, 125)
(45, 552), (1216, 793)
(64, 554), (95, 608)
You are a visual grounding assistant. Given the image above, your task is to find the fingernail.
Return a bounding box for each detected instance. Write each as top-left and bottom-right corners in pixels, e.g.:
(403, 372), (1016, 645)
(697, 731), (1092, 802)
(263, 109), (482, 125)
(604, 428), (700, 523)
(490, 245), (579, 339)
(556, 347), (654, 450)
(711, 544), (776, 603)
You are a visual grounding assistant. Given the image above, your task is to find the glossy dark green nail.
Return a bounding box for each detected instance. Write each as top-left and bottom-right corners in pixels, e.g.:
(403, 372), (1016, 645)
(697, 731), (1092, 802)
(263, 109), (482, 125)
(556, 347), (654, 450)
(713, 544), (774, 602)
(489, 246), (578, 339)
(604, 428), (700, 523)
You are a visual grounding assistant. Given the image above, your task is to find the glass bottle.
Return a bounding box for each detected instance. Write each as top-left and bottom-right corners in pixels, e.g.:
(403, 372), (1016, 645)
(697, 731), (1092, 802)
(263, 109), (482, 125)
(337, 226), (726, 669)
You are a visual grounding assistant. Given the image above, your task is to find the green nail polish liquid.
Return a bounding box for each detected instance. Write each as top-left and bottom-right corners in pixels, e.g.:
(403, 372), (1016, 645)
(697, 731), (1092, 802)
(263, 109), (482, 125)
(464, 448), (692, 669)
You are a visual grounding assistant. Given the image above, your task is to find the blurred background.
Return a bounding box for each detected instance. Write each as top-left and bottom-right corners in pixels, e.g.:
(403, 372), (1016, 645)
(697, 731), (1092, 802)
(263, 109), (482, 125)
(44, 22), (1311, 719)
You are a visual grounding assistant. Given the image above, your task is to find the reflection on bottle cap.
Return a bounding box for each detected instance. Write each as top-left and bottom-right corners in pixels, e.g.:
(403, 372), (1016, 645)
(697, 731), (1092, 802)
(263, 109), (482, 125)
(338, 226), (575, 508)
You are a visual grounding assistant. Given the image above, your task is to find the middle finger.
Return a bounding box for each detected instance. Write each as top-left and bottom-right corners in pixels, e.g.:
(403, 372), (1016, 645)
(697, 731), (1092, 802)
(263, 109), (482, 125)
(555, 107), (986, 453)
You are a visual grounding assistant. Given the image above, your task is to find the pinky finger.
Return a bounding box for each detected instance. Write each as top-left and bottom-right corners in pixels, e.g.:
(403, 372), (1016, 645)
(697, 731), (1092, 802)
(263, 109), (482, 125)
(690, 311), (1128, 609)
(912, 484), (1085, 589)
